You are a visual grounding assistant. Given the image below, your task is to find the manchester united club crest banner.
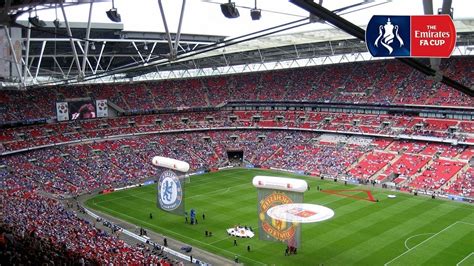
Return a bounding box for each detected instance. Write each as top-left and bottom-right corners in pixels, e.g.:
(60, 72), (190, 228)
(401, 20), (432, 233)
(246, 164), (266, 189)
(56, 102), (69, 121)
(95, 99), (108, 118)
(366, 15), (456, 58)
(152, 156), (190, 216)
(253, 176), (308, 248)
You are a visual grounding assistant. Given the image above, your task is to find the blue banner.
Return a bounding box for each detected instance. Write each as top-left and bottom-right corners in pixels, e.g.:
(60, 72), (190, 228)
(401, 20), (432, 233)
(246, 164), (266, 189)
(366, 15), (410, 57)
(448, 194), (464, 202)
(143, 180), (155, 186)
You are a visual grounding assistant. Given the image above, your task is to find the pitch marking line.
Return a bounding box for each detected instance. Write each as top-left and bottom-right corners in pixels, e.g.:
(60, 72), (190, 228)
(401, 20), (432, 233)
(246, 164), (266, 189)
(187, 169), (251, 187)
(208, 235), (233, 245)
(91, 203), (266, 266)
(94, 182), (250, 207)
(384, 221), (474, 266)
(187, 184), (243, 199)
(92, 169), (249, 204)
(93, 190), (151, 204)
(457, 252), (474, 266)
(404, 233), (435, 250)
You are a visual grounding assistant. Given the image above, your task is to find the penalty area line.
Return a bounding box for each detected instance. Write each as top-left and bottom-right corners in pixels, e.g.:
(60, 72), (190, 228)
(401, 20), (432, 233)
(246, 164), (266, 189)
(384, 221), (463, 266)
(403, 233), (435, 250)
(457, 252), (474, 266)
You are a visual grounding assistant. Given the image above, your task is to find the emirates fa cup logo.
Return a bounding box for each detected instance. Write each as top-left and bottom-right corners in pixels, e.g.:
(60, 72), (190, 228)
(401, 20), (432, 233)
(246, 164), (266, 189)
(367, 15), (455, 57)
(374, 18), (405, 54)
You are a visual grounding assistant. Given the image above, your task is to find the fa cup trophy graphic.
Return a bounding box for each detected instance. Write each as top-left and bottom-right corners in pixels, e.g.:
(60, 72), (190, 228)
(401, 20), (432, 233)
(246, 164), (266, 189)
(374, 18), (404, 54)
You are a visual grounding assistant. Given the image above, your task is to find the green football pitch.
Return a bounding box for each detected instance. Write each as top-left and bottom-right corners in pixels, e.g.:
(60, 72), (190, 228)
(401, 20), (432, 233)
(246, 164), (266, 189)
(85, 168), (474, 265)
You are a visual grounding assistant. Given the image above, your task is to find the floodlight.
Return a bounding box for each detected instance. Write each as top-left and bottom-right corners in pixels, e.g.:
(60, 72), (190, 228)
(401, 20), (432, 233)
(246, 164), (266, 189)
(53, 19), (61, 29)
(250, 0), (261, 20)
(220, 1), (239, 18)
(250, 9), (261, 20)
(106, 0), (121, 23)
(106, 8), (121, 22)
(29, 16), (46, 27)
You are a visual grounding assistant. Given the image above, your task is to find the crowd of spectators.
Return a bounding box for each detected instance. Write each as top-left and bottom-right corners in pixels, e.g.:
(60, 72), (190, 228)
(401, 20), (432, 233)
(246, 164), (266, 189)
(0, 57), (472, 123)
(407, 159), (465, 190)
(3, 128), (470, 196)
(348, 152), (395, 180)
(1, 56), (473, 262)
(1, 127), (473, 263)
(443, 167), (474, 197)
(1, 109), (473, 153)
(1, 191), (166, 265)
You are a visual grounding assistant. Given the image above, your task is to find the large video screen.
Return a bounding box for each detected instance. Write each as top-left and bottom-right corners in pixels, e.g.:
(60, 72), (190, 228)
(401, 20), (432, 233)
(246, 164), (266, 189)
(56, 99), (107, 122)
(69, 101), (97, 120)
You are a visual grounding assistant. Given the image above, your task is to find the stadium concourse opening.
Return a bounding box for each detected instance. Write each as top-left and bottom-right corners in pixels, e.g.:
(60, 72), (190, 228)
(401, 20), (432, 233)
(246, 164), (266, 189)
(227, 150), (244, 165)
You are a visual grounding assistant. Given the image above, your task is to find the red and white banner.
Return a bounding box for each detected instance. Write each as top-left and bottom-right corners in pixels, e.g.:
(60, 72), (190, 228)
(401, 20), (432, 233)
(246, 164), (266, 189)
(56, 102), (69, 121)
(95, 99), (108, 118)
(410, 15), (456, 57)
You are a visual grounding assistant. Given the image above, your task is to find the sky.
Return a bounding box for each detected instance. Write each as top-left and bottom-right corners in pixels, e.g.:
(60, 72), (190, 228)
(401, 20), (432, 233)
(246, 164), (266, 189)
(17, 0), (474, 37)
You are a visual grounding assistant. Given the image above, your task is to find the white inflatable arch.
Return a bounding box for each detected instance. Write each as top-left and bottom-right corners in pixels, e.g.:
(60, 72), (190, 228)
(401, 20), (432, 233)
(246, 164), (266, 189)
(152, 156), (190, 173)
(252, 175), (308, 192)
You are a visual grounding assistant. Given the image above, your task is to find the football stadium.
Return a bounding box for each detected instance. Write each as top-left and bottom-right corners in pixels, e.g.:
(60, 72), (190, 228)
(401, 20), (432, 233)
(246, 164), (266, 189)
(1, 0), (473, 265)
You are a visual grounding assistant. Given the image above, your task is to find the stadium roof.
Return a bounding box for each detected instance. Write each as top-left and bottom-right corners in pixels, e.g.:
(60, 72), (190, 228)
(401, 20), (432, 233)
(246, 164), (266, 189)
(1, 0), (474, 89)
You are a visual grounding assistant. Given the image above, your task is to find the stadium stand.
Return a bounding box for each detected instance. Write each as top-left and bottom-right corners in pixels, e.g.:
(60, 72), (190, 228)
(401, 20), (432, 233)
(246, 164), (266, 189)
(348, 152), (395, 180)
(1, 191), (164, 265)
(2, 108), (474, 152)
(1, 57), (473, 124)
(1, 57), (473, 265)
(444, 167), (474, 197)
(407, 159), (465, 191)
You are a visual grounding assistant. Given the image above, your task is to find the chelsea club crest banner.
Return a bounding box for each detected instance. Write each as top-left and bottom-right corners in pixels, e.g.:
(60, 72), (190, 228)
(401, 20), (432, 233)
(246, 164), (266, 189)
(366, 15), (456, 58)
(152, 156), (190, 216)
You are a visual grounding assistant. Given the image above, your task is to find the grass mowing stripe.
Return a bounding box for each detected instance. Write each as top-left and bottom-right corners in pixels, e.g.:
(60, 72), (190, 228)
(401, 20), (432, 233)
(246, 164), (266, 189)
(457, 252), (474, 266)
(323, 197), (441, 264)
(404, 233), (435, 250)
(84, 168), (474, 265)
(89, 202), (266, 265)
(311, 195), (415, 241)
(384, 221), (474, 265)
(341, 200), (474, 265)
(188, 183), (252, 199)
(422, 231), (474, 266)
